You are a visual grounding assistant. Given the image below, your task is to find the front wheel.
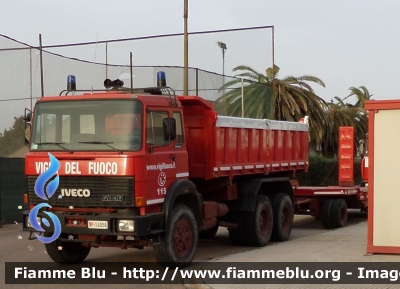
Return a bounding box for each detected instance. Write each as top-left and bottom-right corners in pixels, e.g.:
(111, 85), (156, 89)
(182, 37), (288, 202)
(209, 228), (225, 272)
(153, 204), (198, 268)
(44, 233), (91, 264)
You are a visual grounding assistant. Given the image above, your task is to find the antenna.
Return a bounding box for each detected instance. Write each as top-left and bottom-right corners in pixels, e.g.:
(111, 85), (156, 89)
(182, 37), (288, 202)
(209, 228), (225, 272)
(39, 34), (44, 97)
(130, 52), (133, 92)
(91, 32), (99, 94)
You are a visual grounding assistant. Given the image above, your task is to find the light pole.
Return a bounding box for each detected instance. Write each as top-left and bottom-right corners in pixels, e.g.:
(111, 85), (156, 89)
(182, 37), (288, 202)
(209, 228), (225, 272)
(240, 77), (244, 118)
(216, 41), (227, 114)
(216, 41), (227, 78)
(183, 0), (189, 95)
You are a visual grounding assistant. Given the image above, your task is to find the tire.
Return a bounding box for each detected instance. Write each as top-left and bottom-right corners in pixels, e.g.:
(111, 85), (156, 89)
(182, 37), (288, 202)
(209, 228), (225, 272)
(321, 199), (334, 229)
(270, 193), (294, 242)
(199, 225), (219, 239)
(227, 211), (247, 246)
(243, 195), (273, 246)
(44, 233), (91, 264)
(153, 204), (198, 268)
(330, 199), (348, 228)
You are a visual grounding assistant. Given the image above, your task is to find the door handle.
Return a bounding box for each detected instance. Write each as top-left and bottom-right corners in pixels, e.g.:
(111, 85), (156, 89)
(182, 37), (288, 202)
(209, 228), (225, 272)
(168, 154), (176, 161)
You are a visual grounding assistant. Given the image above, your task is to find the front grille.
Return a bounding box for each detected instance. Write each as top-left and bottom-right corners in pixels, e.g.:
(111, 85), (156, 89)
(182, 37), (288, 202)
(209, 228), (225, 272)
(27, 176), (134, 207)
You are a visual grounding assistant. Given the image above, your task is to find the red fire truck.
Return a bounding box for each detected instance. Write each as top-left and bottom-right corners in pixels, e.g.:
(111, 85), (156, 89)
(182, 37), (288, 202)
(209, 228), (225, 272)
(23, 74), (309, 267)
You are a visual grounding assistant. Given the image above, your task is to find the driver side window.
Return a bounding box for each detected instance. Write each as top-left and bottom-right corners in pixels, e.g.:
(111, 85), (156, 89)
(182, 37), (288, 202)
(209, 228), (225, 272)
(146, 111), (169, 146)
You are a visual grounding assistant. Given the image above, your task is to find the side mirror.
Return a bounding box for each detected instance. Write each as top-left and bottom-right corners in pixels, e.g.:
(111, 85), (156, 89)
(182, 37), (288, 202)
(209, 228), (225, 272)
(25, 112), (32, 122)
(163, 118), (176, 141)
(24, 108), (32, 122)
(24, 108), (32, 147)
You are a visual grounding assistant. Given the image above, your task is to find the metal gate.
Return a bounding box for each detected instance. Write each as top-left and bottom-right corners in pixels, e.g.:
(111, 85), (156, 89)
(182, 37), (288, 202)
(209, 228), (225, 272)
(0, 158), (27, 225)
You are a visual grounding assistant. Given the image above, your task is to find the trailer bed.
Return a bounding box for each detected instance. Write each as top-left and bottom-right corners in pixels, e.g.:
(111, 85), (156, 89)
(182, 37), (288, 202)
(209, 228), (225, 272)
(293, 186), (368, 228)
(294, 186), (367, 198)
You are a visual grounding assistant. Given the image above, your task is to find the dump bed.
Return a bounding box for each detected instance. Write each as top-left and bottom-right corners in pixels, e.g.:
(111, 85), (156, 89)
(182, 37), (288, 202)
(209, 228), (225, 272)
(178, 96), (309, 180)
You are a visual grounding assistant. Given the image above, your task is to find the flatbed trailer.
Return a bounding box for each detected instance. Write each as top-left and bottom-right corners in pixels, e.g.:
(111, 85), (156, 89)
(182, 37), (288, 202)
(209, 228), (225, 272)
(292, 127), (368, 229)
(294, 185), (368, 229)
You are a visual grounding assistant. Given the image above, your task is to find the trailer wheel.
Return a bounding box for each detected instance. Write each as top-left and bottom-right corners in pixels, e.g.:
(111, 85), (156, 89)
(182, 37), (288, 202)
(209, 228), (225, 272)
(199, 225), (219, 239)
(321, 199), (334, 229)
(44, 233), (91, 263)
(153, 204), (197, 268)
(271, 193), (294, 241)
(227, 212), (247, 246)
(330, 199), (347, 228)
(243, 195), (273, 246)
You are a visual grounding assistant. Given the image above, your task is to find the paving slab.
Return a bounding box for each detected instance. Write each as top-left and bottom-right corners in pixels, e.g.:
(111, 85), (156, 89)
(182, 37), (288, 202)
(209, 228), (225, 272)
(194, 220), (400, 289)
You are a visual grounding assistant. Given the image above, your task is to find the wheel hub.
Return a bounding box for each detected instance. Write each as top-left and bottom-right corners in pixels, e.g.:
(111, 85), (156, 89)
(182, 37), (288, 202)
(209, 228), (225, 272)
(173, 218), (193, 256)
(281, 206), (291, 231)
(259, 208), (270, 235)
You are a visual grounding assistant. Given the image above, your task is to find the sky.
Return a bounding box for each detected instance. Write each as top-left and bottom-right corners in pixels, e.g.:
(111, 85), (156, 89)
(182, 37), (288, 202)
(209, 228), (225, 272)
(1, 0), (400, 130)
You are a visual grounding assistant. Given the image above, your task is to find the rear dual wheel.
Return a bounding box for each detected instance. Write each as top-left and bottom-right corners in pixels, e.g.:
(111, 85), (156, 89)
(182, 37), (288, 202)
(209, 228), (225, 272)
(244, 195), (273, 246)
(331, 199), (348, 228)
(228, 194), (293, 246)
(227, 195), (273, 247)
(199, 225), (219, 239)
(227, 210), (247, 246)
(271, 193), (294, 242)
(321, 199), (347, 229)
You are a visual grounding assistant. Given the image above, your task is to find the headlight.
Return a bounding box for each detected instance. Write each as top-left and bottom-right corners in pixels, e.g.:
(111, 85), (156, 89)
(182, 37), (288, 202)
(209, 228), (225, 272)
(26, 216), (41, 228)
(118, 220), (134, 232)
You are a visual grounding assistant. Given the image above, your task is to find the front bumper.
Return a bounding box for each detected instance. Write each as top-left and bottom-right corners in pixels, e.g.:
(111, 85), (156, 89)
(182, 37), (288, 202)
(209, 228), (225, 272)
(23, 210), (165, 237)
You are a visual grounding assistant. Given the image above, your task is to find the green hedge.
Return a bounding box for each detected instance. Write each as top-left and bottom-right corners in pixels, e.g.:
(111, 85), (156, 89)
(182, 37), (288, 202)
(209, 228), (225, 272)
(297, 155), (362, 186)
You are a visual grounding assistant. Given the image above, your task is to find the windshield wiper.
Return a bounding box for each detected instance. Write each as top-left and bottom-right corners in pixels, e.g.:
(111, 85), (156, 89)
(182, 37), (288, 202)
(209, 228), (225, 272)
(35, 142), (73, 153)
(78, 141), (123, 154)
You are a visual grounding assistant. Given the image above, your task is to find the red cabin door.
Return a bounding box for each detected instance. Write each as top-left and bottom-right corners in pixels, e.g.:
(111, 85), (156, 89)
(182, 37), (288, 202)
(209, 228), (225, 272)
(145, 109), (177, 206)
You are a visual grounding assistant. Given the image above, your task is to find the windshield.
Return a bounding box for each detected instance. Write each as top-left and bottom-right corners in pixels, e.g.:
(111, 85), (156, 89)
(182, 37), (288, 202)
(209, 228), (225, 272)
(30, 99), (143, 152)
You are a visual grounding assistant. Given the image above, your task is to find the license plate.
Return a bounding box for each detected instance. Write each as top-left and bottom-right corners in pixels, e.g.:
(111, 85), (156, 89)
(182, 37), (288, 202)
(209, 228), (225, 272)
(88, 220), (108, 229)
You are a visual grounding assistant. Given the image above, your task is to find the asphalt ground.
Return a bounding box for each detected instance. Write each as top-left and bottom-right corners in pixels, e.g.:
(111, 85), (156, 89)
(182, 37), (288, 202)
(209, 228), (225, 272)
(2, 210), (397, 288)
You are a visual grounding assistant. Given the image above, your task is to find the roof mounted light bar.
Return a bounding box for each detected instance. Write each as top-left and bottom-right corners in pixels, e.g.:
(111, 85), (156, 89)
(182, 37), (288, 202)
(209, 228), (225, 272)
(59, 72), (178, 107)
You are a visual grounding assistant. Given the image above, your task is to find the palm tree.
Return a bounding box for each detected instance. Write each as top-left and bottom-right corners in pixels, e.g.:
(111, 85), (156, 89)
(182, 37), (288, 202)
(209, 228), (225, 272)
(346, 86), (373, 108)
(321, 94), (369, 158)
(214, 66), (274, 119)
(215, 65), (328, 145)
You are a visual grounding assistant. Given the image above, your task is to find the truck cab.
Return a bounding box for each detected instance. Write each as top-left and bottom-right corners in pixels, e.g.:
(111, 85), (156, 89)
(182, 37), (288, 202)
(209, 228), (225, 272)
(24, 88), (203, 266)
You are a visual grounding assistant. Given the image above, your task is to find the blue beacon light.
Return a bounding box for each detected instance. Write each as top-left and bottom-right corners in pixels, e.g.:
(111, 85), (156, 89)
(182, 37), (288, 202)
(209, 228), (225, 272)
(67, 75), (76, 91)
(157, 71), (166, 88)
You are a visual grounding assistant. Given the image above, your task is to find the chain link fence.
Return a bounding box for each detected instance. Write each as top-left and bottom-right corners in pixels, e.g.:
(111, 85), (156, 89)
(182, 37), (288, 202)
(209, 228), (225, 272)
(0, 27), (273, 156)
